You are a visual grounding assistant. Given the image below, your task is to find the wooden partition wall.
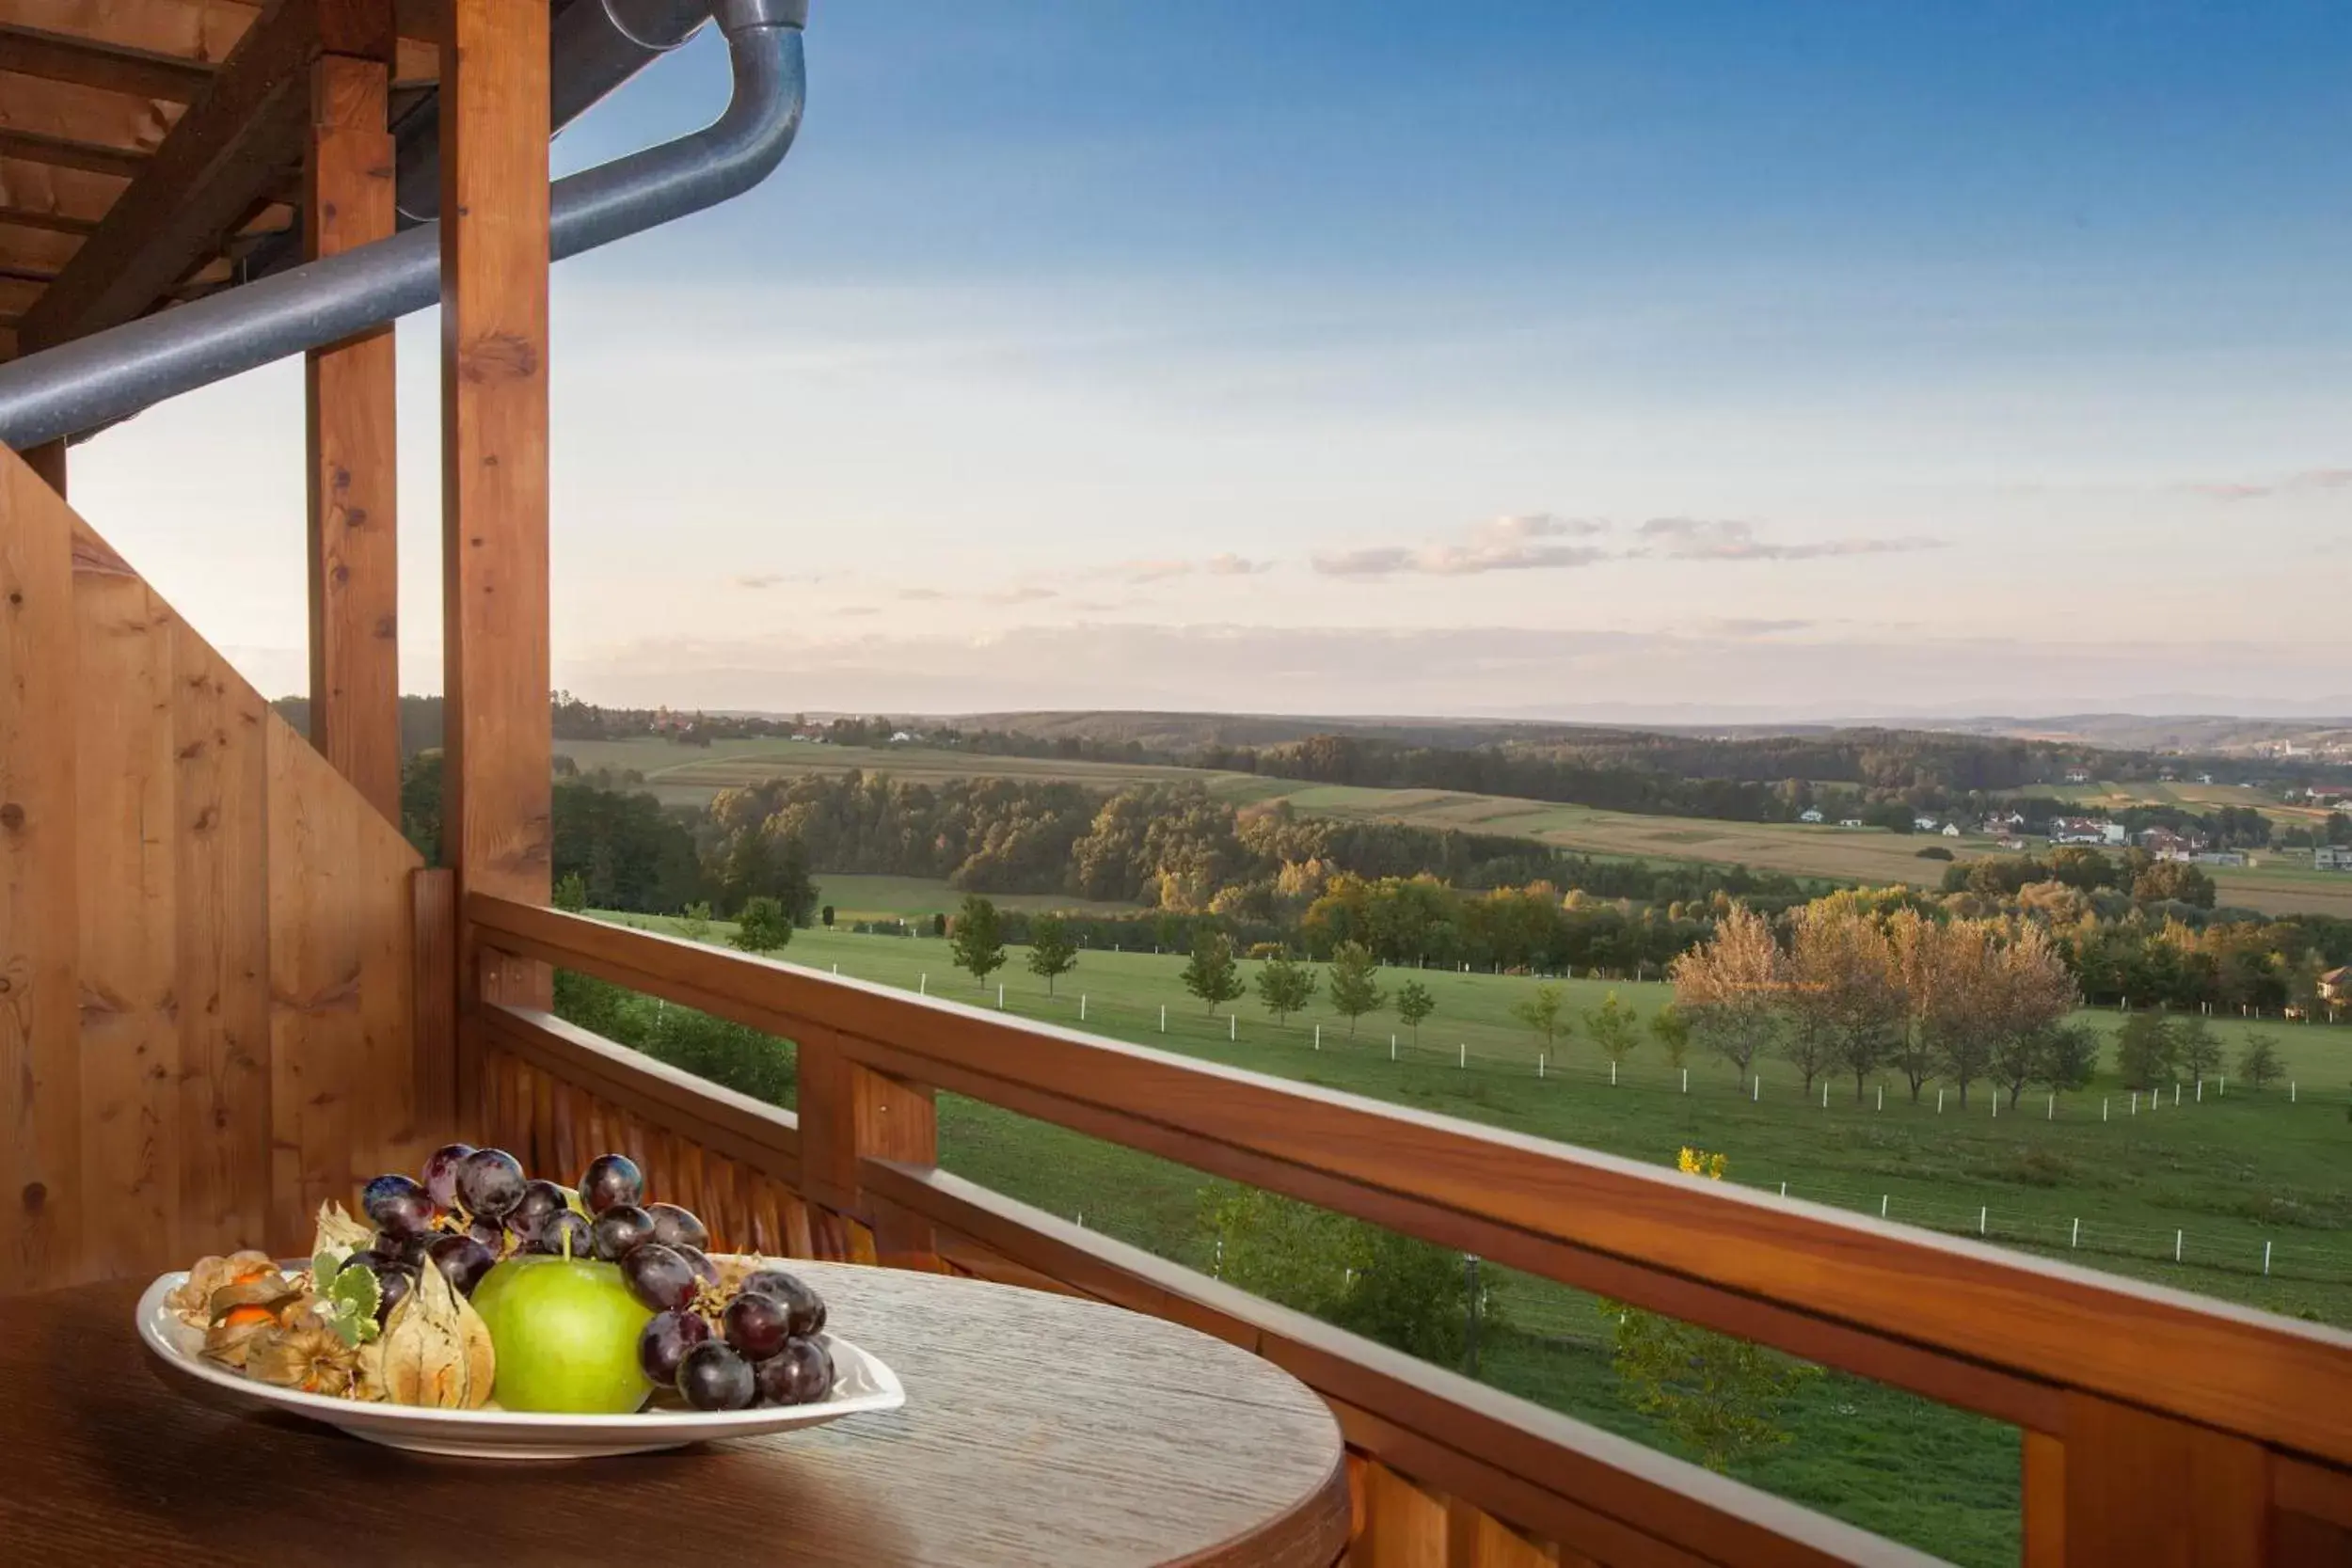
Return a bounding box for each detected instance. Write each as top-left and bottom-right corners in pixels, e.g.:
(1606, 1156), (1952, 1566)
(0, 446), (448, 1293)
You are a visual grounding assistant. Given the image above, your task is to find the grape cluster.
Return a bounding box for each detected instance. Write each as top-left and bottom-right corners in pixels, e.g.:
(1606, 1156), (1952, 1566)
(646, 1267), (832, 1412)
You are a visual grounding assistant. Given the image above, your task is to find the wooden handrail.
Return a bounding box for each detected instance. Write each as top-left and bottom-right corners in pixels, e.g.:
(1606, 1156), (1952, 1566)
(468, 894), (2352, 1471)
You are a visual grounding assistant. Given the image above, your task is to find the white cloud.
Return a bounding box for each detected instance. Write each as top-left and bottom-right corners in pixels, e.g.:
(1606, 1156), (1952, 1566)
(1204, 552), (1273, 576)
(1312, 513), (1612, 578)
(1635, 516), (1947, 561)
(2186, 467), (2352, 501)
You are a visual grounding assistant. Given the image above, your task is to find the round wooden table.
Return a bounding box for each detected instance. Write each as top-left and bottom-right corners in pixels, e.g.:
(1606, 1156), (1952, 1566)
(0, 1260), (1350, 1566)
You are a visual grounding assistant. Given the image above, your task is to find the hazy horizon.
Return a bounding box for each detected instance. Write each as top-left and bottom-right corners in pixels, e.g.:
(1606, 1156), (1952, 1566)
(60, 2), (2350, 716)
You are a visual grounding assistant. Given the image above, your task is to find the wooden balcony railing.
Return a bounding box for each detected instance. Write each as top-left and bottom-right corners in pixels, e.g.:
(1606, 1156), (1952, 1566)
(467, 895), (2352, 1566)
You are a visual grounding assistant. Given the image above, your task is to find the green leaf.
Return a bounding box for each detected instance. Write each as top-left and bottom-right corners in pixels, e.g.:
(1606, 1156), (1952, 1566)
(329, 1261), (382, 1325)
(312, 1251), (341, 1291)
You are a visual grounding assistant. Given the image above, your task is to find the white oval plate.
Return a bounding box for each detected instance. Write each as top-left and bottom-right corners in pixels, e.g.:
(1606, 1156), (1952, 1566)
(136, 1267), (905, 1460)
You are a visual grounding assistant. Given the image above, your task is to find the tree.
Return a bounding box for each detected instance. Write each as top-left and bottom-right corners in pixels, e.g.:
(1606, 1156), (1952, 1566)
(1326, 941), (1386, 1035)
(1584, 990), (1641, 1071)
(1511, 983), (1569, 1055)
(2114, 1013), (2178, 1091)
(1395, 979), (1435, 1042)
(1788, 896), (1905, 1101)
(2237, 1031), (2283, 1092)
(1254, 953), (1318, 1024)
(676, 901), (712, 944)
(1601, 1150), (1818, 1471)
(1183, 928), (1246, 1014)
(820, 904), (835, 929)
(1201, 1185), (1469, 1366)
(2029, 1022), (2101, 1098)
(2175, 1017), (2223, 1082)
(730, 895), (792, 955)
(950, 895), (1006, 986)
(553, 872), (589, 912)
(1648, 1003), (1692, 1072)
(1025, 913), (1078, 995)
(1671, 905), (1785, 1083)
(2131, 860), (2217, 909)
(930, 911), (947, 938)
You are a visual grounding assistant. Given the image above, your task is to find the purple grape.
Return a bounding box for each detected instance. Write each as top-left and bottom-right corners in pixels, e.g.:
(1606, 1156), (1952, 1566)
(342, 1247), (394, 1275)
(361, 1173), (429, 1232)
(590, 1203), (656, 1262)
(466, 1213), (512, 1254)
(741, 1269), (826, 1337)
(675, 1244), (721, 1289)
(645, 1202), (707, 1253)
(579, 1153), (644, 1214)
(510, 1179), (569, 1235)
(426, 1233), (498, 1296)
(676, 1341), (756, 1412)
(637, 1309), (710, 1385)
(755, 1338), (833, 1407)
(620, 1243), (699, 1312)
(421, 1143), (476, 1208)
(457, 1148), (526, 1219)
(723, 1291), (789, 1361)
(373, 1264), (416, 1323)
(388, 1230), (433, 1269)
(373, 1189), (438, 1240)
(526, 1210), (593, 1259)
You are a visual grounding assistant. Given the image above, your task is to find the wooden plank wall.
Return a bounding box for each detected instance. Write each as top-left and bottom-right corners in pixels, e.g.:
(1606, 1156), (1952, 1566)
(0, 444), (440, 1292)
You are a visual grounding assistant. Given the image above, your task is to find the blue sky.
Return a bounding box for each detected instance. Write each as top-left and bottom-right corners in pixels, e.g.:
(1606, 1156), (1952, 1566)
(72, 2), (2352, 718)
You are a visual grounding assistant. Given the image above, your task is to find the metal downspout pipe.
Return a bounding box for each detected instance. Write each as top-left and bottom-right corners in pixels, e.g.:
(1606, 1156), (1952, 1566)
(0, 0), (808, 451)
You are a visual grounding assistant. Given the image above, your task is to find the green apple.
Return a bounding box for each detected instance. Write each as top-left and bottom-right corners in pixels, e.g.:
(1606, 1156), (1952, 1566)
(470, 1256), (654, 1414)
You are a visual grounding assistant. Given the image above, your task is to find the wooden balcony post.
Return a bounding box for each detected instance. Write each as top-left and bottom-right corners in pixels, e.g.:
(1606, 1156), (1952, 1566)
(2059, 1394), (2267, 1563)
(799, 1025), (938, 1268)
(305, 5), (400, 825)
(440, 0), (551, 1014)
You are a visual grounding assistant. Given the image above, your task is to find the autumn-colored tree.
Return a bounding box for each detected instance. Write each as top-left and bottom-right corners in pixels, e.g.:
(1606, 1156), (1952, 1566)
(1670, 904), (1786, 1082)
(1786, 896), (1907, 1101)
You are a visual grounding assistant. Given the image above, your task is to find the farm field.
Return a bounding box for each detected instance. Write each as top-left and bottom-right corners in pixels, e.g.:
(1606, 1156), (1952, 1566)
(583, 906), (2352, 1565)
(553, 735), (1282, 807)
(556, 738), (2352, 916)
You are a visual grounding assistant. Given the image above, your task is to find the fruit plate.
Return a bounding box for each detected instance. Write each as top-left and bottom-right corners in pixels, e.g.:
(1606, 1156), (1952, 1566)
(135, 1269), (905, 1460)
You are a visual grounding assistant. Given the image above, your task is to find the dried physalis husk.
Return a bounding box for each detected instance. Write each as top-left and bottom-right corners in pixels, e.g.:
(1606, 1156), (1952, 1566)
(368, 1252), (495, 1409)
(168, 1250), (281, 1327)
(311, 1200), (373, 1259)
(244, 1306), (364, 1398)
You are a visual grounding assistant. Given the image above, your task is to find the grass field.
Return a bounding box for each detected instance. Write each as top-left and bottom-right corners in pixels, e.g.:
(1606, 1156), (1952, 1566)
(589, 899), (2352, 1565)
(557, 736), (2352, 919)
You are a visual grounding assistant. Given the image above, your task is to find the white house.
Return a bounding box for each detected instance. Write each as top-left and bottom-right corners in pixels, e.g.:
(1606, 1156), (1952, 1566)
(1838, 818), (1866, 830)
(1798, 808), (1824, 824)
(2195, 850), (2249, 868)
(1942, 823), (1964, 838)
(1913, 816), (1940, 832)
(2316, 846), (2352, 872)
(2065, 768), (2092, 784)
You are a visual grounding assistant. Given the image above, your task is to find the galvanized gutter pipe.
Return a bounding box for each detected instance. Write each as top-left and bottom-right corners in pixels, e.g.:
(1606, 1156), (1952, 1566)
(0, 0), (807, 451)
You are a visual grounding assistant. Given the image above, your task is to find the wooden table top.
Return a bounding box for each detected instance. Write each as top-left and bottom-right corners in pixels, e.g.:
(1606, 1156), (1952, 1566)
(0, 1260), (1350, 1567)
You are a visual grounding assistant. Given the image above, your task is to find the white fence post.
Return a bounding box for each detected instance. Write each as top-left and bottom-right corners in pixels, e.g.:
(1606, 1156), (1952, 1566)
(1159, 1005), (1167, 1033)
(1080, 994), (1088, 1021)
(1611, 1059), (1617, 1086)
(2047, 1093), (2055, 1119)
(2265, 1240), (2273, 1276)
(1458, 1042), (1467, 1069)
(2071, 1217), (2080, 1248)
(1880, 1195), (1888, 1218)
(1753, 1074), (1760, 1102)
(1937, 1089), (1945, 1114)
(1390, 1036), (1397, 1061)
(2292, 1081), (2297, 1102)
(1314, 1023), (1321, 1050)
(2174, 1229), (2184, 1263)
(2103, 1097), (2109, 1121)
(1979, 1206), (1988, 1236)
(1992, 1096), (1997, 1120)
(1779, 1180), (1788, 1197)
(1682, 1068), (1689, 1094)
(1230, 1013), (1236, 1041)
(1877, 1085), (1883, 1112)
(1539, 1053), (1547, 1080)
(2197, 1080), (2203, 1102)
(996, 984), (1004, 1008)
(1820, 1082), (1828, 1109)
(919, 974), (927, 995)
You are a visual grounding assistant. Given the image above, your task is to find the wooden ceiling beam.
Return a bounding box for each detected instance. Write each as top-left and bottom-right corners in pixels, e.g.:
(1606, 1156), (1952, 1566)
(0, 156), (126, 226)
(19, 0), (397, 352)
(0, 203), (97, 235)
(0, 1), (439, 82)
(0, 128), (147, 177)
(0, 23), (217, 100)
